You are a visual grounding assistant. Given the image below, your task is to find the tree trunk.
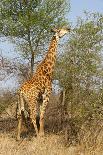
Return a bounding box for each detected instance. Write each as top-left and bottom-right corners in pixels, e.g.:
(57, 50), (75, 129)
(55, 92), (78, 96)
(27, 29), (34, 77)
(31, 50), (34, 77)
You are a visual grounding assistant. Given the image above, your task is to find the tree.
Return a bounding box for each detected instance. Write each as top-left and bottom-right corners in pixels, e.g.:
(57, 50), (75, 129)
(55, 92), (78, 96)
(0, 0), (70, 76)
(55, 12), (103, 134)
(54, 12), (103, 145)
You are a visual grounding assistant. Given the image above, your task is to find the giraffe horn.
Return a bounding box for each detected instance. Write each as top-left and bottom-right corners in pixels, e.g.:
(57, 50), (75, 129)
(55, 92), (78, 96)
(67, 27), (71, 31)
(51, 28), (57, 33)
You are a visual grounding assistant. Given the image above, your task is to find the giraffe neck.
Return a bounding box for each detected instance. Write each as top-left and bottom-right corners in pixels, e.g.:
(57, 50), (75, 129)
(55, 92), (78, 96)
(35, 35), (58, 78)
(45, 35), (58, 64)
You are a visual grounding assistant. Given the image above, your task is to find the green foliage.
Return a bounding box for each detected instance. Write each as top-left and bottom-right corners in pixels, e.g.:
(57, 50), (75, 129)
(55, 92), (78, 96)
(55, 12), (103, 122)
(0, 0), (70, 75)
(0, 0), (69, 51)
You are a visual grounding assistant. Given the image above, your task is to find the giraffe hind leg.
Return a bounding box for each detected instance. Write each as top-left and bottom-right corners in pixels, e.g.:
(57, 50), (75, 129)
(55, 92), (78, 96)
(17, 111), (25, 141)
(17, 93), (25, 141)
(17, 114), (22, 141)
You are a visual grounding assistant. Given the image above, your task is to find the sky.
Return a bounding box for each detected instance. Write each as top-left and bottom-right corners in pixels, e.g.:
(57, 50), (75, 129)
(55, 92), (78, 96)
(0, 0), (103, 91)
(0, 0), (103, 58)
(69, 0), (103, 23)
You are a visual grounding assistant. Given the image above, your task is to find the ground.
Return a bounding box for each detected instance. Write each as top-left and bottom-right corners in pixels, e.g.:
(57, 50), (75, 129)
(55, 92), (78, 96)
(0, 133), (78, 155)
(0, 96), (103, 155)
(0, 119), (103, 155)
(0, 118), (77, 155)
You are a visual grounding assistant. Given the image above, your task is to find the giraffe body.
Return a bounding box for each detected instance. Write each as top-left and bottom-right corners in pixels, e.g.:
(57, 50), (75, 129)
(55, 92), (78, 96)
(17, 28), (70, 140)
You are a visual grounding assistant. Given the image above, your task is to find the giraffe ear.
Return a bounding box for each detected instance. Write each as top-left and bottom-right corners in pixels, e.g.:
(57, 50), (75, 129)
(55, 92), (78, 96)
(51, 28), (58, 33)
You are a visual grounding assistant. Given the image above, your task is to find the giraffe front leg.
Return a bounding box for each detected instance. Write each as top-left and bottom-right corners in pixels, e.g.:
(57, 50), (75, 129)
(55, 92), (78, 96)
(31, 116), (39, 137)
(29, 105), (39, 137)
(39, 88), (51, 136)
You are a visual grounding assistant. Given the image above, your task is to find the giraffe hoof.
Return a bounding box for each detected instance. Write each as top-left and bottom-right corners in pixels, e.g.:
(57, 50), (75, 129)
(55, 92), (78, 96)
(16, 137), (21, 141)
(39, 131), (44, 137)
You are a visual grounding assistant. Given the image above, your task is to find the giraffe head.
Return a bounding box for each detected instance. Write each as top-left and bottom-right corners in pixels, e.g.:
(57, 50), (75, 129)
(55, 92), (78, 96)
(51, 27), (70, 39)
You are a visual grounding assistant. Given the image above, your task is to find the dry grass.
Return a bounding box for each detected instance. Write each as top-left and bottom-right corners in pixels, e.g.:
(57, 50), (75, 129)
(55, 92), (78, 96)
(1, 132), (103, 155)
(0, 133), (77, 155)
(1, 94), (103, 155)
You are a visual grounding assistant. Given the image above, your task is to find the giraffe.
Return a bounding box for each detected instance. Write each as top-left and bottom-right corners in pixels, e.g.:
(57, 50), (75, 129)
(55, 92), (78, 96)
(17, 27), (70, 140)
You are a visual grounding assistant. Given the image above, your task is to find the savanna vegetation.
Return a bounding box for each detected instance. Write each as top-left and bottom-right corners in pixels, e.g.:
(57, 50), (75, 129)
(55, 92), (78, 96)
(0, 0), (103, 154)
